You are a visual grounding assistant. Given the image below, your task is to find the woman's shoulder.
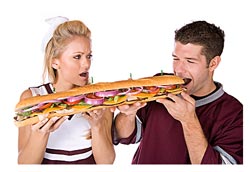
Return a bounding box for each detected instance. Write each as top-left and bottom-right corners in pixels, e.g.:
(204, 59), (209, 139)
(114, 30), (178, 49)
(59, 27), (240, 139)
(19, 89), (32, 101)
(29, 83), (54, 96)
(19, 83), (53, 101)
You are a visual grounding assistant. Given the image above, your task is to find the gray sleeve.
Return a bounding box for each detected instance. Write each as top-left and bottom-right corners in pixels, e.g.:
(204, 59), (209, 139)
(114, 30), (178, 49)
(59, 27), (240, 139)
(213, 146), (237, 164)
(135, 115), (142, 143)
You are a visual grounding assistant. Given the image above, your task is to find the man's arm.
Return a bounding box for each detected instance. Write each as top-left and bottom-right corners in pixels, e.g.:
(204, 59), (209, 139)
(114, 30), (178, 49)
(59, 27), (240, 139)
(115, 112), (136, 139)
(180, 115), (208, 164)
(157, 92), (207, 164)
(115, 102), (147, 140)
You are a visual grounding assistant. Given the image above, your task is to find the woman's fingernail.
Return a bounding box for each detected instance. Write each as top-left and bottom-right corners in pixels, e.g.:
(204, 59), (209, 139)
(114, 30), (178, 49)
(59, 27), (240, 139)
(64, 116), (69, 119)
(52, 116), (59, 122)
(38, 115), (45, 120)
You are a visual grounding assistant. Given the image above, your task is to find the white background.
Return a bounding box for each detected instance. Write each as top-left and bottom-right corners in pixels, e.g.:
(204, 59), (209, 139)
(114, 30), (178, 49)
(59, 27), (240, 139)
(0, 0), (249, 172)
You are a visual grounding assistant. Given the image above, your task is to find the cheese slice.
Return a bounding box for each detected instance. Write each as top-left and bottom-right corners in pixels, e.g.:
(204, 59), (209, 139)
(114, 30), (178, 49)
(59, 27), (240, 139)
(103, 95), (128, 105)
(43, 106), (65, 114)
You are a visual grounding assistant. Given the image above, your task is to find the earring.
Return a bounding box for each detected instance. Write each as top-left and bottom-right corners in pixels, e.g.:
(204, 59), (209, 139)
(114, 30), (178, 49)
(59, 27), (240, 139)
(52, 63), (60, 69)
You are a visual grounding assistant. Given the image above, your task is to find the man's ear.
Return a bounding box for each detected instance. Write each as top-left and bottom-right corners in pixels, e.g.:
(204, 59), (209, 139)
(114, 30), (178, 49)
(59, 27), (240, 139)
(209, 56), (221, 71)
(52, 58), (60, 69)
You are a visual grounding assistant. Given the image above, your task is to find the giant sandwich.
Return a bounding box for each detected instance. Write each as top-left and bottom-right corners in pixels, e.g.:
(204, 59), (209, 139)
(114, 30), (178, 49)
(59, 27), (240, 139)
(14, 74), (185, 127)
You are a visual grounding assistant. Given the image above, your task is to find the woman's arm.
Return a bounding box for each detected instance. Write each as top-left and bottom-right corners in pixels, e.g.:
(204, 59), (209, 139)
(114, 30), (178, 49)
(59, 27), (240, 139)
(18, 124), (50, 164)
(17, 89), (68, 164)
(17, 89), (49, 164)
(84, 108), (115, 164)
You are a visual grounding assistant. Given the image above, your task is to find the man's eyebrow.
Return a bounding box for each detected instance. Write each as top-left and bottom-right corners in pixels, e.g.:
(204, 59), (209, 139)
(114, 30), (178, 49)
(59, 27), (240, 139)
(171, 54), (199, 61)
(172, 53), (177, 57)
(185, 57), (199, 61)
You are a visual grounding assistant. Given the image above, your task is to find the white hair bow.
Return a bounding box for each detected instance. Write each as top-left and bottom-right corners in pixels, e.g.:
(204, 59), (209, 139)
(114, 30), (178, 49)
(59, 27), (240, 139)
(41, 16), (69, 52)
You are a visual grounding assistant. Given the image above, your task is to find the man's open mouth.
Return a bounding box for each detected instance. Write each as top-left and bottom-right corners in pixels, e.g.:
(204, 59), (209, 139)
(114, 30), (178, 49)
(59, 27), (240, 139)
(183, 78), (192, 86)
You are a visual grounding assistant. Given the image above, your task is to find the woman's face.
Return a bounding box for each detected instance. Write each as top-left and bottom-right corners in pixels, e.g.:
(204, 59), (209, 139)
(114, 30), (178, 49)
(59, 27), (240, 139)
(53, 36), (92, 88)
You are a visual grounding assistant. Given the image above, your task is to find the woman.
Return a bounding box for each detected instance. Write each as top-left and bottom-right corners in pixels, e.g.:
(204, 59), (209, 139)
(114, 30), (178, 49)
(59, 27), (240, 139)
(17, 16), (115, 164)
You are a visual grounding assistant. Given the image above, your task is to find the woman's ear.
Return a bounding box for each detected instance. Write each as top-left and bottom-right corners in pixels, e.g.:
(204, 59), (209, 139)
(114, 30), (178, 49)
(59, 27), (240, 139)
(52, 58), (60, 70)
(209, 56), (221, 71)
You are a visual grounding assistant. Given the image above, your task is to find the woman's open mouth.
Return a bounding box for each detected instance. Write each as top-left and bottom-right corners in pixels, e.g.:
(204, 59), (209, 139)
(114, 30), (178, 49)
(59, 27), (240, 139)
(79, 72), (89, 78)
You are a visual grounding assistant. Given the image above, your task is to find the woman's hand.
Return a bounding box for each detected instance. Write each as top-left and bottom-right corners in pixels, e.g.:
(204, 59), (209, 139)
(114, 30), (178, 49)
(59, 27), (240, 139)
(82, 108), (107, 128)
(31, 114), (69, 134)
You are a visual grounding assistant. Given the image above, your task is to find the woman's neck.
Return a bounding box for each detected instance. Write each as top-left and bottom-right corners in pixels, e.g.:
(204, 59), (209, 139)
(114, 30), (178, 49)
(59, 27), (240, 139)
(52, 82), (75, 92)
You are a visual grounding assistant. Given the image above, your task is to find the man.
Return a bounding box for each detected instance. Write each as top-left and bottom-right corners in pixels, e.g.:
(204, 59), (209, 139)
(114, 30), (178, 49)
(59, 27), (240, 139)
(113, 20), (243, 164)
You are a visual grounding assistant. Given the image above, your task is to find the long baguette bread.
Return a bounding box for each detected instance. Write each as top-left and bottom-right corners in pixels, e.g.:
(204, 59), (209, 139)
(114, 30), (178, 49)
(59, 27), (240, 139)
(14, 74), (184, 127)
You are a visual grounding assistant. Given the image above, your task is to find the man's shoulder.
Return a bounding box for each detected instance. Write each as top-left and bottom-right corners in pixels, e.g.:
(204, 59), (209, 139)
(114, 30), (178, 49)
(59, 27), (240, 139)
(221, 91), (243, 107)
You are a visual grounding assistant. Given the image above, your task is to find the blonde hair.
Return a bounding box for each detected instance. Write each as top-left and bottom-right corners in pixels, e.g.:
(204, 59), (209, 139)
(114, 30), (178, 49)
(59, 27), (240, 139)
(42, 20), (91, 83)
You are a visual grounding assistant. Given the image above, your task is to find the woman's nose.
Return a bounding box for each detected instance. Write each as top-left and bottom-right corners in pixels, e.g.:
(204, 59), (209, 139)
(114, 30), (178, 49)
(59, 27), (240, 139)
(81, 57), (91, 69)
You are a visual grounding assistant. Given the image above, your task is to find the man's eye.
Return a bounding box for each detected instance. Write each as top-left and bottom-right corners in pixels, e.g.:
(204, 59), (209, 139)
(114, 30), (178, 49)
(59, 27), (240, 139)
(187, 60), (195, 63)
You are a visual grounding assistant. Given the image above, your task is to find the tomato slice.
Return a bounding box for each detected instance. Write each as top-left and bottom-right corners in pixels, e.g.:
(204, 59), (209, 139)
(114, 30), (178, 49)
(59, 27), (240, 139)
(86, 93), (101, 99)
(38, 103), (53, 110)
(159, 85), (177, 90)
(63, 99), (82, 106)
(143, 86), (160, 94)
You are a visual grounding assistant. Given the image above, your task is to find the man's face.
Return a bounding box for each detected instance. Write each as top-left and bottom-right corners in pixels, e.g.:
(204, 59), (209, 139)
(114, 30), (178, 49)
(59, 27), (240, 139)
(172, 42), (213, 96)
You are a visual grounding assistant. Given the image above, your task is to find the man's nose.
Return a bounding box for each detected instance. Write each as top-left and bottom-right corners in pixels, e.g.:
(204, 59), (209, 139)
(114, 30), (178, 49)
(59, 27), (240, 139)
(174, 61), (185, 74)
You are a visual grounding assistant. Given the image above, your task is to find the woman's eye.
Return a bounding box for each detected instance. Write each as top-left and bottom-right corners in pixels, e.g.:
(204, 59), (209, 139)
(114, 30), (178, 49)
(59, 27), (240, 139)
(74, 54), (81, 59)
(87, 54), (93, 60)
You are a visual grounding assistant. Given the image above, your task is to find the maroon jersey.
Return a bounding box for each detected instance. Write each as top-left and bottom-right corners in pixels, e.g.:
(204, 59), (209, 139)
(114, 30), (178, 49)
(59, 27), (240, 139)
(114, 82), (243, 164)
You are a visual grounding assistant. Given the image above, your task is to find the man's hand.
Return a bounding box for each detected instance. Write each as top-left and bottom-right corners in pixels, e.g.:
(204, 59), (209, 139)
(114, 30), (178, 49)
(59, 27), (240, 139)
(117, 102), (147, 116)
(156, 92), (196, 124)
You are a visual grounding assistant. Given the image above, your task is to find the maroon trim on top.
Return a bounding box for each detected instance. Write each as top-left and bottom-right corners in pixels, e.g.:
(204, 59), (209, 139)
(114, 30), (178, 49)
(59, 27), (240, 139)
(46, 147), (92, 156)
(42, 154), (96, 164)
(44, 83), (53, 94)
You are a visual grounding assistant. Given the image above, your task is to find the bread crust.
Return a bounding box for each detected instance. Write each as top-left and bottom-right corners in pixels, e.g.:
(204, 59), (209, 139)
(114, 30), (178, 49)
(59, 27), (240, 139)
(15, 75), (184, 110)
(14, 75), (184, 127)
